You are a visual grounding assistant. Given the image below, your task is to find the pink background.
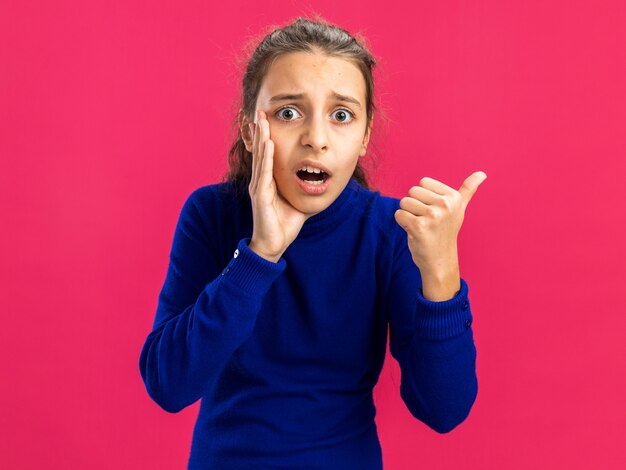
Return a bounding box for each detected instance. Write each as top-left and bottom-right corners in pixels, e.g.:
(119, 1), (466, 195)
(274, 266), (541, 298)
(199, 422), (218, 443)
(2, 1), (625, 468)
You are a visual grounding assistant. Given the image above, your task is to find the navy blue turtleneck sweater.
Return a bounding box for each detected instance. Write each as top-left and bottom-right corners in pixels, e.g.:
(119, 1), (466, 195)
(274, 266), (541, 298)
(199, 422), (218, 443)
(139, 178), (477, 469)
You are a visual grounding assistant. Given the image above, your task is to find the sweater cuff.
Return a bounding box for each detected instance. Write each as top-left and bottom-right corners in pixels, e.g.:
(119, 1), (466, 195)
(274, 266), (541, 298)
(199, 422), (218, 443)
(219, 238), (286, 296)
(414, 277), (473, 340)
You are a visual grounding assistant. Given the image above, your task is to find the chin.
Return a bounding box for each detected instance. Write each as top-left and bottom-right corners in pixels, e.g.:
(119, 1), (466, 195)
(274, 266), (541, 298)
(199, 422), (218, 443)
(292, 195), (330, 215)
(284, 191), (328, 216)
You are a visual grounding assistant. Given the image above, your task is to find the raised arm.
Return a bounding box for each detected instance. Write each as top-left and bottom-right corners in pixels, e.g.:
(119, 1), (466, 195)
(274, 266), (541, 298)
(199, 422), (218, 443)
(387, 229), (478, 433)
(138, 190), (286, 413)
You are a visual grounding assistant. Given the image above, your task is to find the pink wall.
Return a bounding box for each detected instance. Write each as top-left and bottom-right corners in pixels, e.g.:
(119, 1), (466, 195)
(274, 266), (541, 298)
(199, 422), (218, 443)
(1, 1), (625, 468)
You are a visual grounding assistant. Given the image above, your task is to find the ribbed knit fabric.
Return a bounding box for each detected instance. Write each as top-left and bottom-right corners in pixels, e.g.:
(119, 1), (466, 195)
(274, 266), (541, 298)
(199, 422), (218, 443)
(139, 177), (478, 469)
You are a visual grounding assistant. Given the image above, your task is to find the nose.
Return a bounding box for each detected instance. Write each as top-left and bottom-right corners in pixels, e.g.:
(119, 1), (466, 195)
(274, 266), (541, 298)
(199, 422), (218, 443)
(300, 112), (328, 152)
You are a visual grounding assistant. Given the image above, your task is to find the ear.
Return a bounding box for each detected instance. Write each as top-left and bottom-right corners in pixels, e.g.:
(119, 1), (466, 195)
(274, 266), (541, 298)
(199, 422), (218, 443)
(238, 109), (254, 152)
(359, 115), (373, 157)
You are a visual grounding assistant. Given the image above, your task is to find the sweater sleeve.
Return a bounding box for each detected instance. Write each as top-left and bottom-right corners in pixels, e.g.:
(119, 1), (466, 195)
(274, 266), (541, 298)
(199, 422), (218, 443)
(138, 190), (286, 413)
(387, 225), (478, 434)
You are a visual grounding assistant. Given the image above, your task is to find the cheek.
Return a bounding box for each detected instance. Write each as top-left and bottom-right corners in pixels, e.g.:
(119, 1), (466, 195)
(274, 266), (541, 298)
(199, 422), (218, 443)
(336, 132), (363, 152)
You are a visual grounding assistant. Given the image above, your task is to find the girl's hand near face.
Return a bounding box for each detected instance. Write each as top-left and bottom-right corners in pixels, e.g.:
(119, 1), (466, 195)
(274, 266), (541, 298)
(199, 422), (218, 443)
(247, 110), (309, 263)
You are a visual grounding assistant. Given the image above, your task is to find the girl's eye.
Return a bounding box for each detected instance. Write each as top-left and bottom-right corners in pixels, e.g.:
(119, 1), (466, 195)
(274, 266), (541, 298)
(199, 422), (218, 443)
(274, 106), (355, 125)
(275, 107), (302, 122)
(331, 109), (354, 125)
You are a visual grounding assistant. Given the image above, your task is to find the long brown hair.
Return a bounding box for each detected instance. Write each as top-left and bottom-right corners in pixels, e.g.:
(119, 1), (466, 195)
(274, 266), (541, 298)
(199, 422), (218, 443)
(221, 15), (384, 195)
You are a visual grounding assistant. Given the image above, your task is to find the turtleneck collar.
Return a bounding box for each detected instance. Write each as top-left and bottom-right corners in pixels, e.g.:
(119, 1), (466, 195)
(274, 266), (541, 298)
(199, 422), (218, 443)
(235, 177), (362, 239)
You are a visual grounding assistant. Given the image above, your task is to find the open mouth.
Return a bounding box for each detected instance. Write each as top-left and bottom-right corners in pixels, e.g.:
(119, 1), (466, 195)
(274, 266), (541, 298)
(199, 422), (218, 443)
(296, 169), (330, 185)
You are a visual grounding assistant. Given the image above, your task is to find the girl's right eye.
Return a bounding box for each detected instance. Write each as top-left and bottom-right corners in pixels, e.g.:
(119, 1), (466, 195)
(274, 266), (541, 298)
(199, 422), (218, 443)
(275, 106), (301, 122)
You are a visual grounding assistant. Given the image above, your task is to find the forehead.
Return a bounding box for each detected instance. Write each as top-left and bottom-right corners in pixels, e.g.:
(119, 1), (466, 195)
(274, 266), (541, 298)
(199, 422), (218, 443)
(258, 51), (366, 105)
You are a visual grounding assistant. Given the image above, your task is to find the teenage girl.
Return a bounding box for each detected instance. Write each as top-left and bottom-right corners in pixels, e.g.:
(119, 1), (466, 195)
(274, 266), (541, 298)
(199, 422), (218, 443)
(139, 16), (486, 470)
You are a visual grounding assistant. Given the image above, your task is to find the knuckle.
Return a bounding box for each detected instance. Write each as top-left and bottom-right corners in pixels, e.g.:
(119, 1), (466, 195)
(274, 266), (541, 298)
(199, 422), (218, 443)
(444, 193), (460, 210)
(440, 197), (453, 211)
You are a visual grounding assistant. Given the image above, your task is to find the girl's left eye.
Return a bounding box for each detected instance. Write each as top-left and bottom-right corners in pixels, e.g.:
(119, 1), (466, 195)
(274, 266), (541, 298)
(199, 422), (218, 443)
(275, 107), (355, 125)
(331, 109), (354, 125)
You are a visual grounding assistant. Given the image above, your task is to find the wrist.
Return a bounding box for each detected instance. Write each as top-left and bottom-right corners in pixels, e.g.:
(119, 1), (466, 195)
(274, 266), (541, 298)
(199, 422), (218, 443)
(420, 264), (461, 302)
(248, 240), (282, 263)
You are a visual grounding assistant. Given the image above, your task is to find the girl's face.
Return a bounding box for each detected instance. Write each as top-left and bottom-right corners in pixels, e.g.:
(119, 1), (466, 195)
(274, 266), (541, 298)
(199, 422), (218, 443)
(243, 51), (372, 216)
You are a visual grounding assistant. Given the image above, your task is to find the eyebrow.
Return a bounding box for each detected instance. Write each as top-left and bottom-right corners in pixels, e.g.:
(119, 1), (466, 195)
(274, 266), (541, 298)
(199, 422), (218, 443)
(268, 92), (362, 109)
